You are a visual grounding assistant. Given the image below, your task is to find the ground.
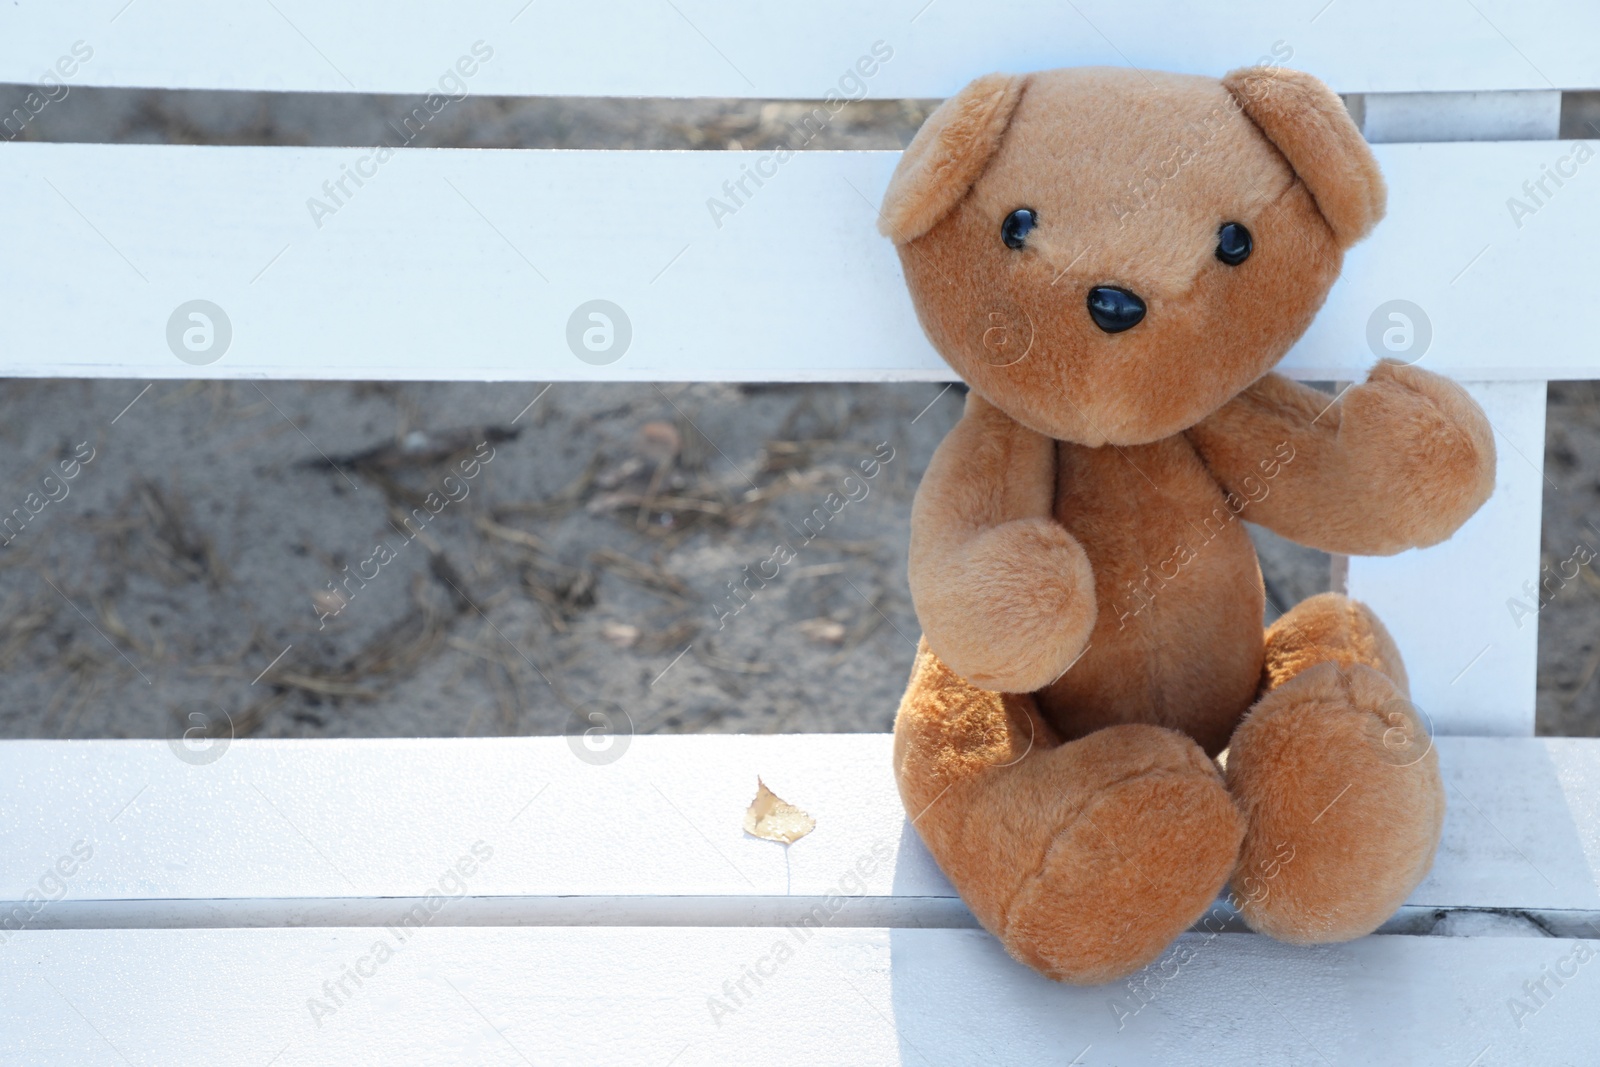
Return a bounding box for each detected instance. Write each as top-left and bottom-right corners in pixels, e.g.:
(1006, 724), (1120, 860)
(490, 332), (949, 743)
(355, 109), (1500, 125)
(0, 84), (1593, 740)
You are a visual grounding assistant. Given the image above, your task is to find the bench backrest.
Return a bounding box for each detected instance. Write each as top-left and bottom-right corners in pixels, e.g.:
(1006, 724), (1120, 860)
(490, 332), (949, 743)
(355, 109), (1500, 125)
(4, 1), (1595, 736)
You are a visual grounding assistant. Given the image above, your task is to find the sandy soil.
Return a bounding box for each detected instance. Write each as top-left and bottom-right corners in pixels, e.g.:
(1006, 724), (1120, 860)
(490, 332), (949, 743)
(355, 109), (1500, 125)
(0, 377), (1333, 743)
(1532, 382), (1600, 735)
(0, 82), (1590, 739)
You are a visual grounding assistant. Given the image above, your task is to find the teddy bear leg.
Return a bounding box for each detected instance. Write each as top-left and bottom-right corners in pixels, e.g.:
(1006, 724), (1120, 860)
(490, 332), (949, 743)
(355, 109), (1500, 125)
(1225, 592), (1444, 943)
(894, 639), (1243, 984)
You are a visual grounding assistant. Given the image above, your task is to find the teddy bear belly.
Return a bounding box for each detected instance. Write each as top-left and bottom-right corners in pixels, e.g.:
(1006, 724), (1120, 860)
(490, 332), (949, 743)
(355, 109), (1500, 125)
(1035, 437), (1267, 756)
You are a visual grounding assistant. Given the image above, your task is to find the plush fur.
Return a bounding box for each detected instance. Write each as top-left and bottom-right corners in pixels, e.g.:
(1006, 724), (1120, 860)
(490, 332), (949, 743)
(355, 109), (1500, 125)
(884, 66), (1494, 984)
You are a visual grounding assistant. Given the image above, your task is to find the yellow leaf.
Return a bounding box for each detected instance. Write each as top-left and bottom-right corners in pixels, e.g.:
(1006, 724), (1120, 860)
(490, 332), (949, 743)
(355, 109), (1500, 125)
(743, 777), (815, 844)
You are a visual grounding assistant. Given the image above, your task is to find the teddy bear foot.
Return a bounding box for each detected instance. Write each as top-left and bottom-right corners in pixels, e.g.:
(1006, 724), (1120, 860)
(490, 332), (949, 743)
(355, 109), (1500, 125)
(894, 642), (1243, 985)
(1225, 659), (1444, 944)
(1000, 729), (1245, 984)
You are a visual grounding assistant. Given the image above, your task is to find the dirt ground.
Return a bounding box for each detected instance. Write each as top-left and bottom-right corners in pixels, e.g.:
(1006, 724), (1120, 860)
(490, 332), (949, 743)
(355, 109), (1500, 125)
(1, 84), (1594, 739)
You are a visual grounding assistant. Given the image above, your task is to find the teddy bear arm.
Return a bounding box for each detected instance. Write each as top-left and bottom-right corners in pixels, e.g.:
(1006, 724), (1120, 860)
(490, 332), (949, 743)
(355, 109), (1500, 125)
(1187, 367), (1495, 556)
(909, 393), (1096, 692)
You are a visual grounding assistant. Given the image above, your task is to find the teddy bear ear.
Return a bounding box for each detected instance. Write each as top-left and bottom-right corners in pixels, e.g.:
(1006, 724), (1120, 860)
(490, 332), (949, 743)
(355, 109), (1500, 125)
(879, 73), (1026, 244)
(1223, 65), (1386, 246)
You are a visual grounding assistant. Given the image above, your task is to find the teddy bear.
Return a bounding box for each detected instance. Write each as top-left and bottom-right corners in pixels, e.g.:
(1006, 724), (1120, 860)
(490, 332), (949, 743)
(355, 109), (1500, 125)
(880, 64), (1496, 984)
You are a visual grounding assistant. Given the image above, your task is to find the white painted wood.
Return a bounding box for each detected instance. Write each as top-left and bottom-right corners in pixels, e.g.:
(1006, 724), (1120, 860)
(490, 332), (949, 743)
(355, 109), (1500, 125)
(1331, 91), (1558, 725)
(0, 894), (982, 932)
(2, 925), (1594, 1065)
(3, 0), (1597, 98)
(0, 736), (938, 906)
(1346, 382), (1546, 736)
(1361, 90), (1563, 143)
(2, 736), (1596, 921)
(0, 141), (1595, 382)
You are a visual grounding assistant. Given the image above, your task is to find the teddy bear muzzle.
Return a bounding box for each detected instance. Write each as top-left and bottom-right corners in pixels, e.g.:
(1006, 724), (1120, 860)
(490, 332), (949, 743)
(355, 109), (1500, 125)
(1085, 285), (1145, 333)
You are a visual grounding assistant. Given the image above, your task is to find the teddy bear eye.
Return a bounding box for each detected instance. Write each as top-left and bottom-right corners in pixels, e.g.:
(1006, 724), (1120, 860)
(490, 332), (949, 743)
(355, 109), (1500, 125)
(1215, 222), (1252, 266)
(1001, 208), (1037, 250)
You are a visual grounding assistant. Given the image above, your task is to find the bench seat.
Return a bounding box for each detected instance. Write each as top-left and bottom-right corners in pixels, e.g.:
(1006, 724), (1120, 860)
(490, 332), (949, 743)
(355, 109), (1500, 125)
(5, 925), (1592, 1065)
(1, 735), (1596, 1063)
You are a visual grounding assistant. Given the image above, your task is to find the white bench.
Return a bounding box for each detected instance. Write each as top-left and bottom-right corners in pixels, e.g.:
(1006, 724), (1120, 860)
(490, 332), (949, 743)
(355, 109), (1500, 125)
(2, 2), (1598, 1062)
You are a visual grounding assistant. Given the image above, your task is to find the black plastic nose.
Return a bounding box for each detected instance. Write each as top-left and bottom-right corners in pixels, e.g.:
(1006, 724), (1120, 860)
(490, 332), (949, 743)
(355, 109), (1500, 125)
(1086, 286), (1146, 333)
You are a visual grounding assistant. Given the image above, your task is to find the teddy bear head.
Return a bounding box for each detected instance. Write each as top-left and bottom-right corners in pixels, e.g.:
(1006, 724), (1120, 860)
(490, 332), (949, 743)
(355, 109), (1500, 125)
(881, 66), (1385, 446)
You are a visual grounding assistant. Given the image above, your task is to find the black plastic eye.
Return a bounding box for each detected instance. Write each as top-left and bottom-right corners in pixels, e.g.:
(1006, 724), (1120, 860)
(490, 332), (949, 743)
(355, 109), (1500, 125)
(1001, 208), (1037, 249)
(1216, 222), (1252, 266)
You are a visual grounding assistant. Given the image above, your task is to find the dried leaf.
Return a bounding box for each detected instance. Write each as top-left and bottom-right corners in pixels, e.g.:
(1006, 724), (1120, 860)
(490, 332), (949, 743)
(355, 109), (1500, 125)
(601, 621), (640, 648)
(796, 618), (847, 644)
(312, 589), (347, 616)
(634, 421), (682, 464)
(743, 777), (815, 844)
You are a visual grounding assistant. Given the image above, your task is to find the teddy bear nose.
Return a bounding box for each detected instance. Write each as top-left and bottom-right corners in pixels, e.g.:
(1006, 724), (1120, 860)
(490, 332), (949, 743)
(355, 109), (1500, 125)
(1086, 286), (1146, 333)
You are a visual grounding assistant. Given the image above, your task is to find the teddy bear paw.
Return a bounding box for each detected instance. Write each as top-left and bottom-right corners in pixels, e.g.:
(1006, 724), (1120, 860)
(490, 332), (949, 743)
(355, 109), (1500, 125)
(1336, 361), (1497, 550)
(998, 727), (1244, 984)
(913, 517), (1097, 693)
(1225, 661), (1444, 943)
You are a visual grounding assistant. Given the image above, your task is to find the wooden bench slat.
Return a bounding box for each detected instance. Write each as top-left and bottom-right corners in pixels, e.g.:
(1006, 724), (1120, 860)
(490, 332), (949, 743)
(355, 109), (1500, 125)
(3, 737), (1596, 922)
(1, 141), (1593, 382)
(2, 926), (1592, 1065)
(1361, 90), (1562, 142)
(1345, 381), (1546, 736)
(4, 0), (1598, 97)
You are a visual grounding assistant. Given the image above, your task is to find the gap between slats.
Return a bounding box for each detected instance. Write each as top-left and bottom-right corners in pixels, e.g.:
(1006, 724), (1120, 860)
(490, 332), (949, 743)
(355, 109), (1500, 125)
(3, 896), (1594, 939)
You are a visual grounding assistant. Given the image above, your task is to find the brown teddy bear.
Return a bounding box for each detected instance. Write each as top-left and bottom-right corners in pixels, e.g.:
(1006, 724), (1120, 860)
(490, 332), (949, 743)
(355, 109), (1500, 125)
(881, 65), (1496, 984)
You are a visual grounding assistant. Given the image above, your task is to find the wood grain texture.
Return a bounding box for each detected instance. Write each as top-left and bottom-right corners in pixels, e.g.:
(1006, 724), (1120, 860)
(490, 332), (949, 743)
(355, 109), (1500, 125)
(2, 736), (1595, 920)
(1, 925), (1593, 1065)
(0, 141), (1594, 382)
